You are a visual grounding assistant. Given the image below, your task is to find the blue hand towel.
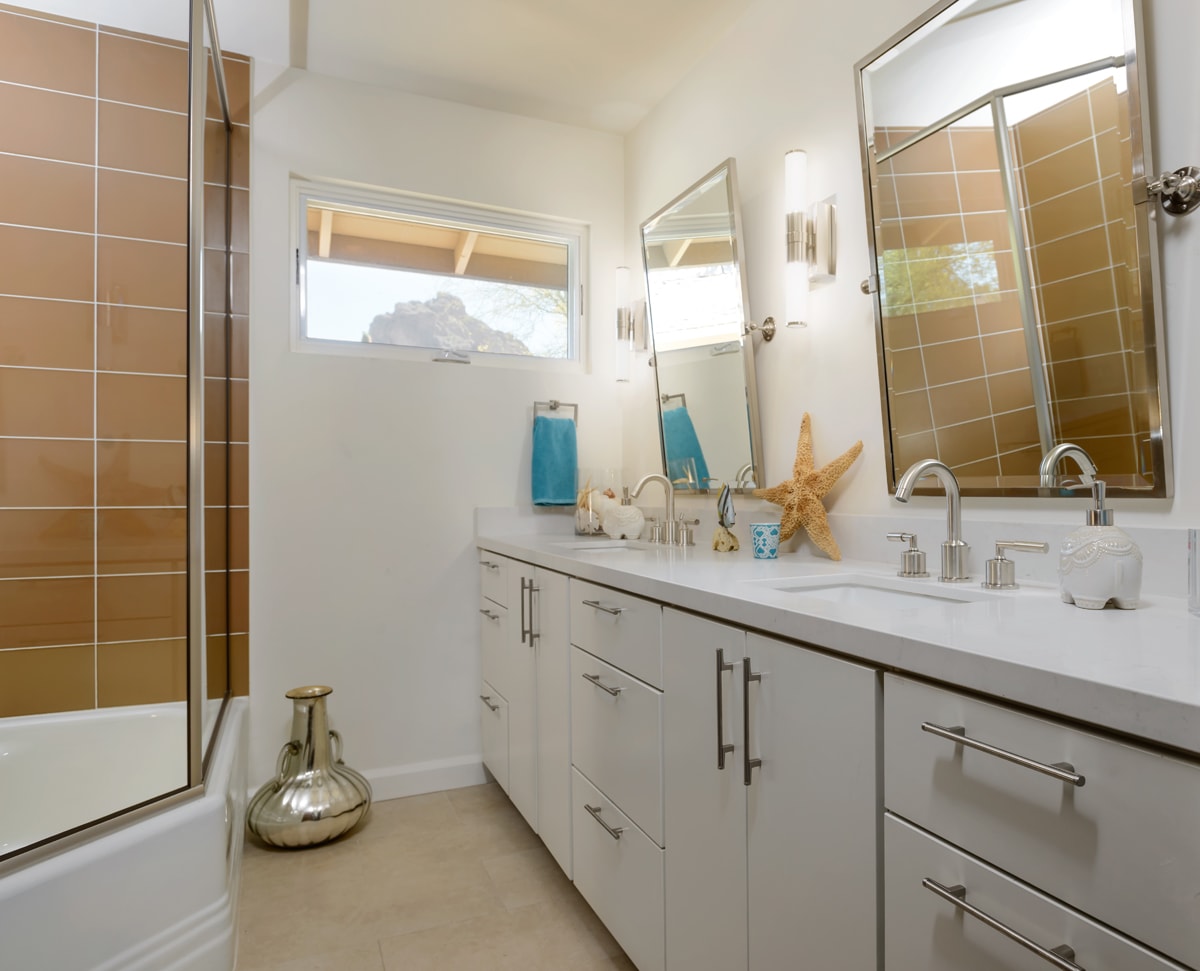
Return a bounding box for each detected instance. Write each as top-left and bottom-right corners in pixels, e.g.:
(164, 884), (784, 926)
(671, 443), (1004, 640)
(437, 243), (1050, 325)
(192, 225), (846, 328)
(531, 415), (578, 506)
(663, 406), (710, 487)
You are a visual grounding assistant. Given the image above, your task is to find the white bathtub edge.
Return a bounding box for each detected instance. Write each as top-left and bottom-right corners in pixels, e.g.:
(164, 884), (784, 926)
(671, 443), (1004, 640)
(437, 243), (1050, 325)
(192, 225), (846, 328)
(0, 698), (248, 971)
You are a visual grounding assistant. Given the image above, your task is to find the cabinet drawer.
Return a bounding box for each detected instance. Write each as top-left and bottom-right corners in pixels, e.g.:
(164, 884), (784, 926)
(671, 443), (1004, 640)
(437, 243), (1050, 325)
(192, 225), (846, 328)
(885, 813), (1189, 970)
(571, 646), (664, 845)
(479, 681), (508, 793)
(885, 674), (1200, 968)
(478, 552), (508, 606)
(478, 598), (508, 694)
(572, 769), (665, 971)
(570, 579), (662, 688)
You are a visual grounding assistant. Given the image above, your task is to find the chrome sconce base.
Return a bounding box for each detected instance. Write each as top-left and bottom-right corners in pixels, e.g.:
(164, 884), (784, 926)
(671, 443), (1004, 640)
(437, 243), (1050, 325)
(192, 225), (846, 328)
(745, 316), (776, 341)
(1146, 165), (1200, 216)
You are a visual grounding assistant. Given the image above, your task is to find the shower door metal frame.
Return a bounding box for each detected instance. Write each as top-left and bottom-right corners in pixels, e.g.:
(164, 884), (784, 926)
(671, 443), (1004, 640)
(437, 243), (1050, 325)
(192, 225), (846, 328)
(188, 0), (235, 788)
(0, 0), (235, 872)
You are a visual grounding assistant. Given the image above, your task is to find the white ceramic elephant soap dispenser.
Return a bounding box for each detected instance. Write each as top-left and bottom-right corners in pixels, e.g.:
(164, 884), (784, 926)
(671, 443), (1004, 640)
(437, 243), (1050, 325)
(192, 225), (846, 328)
(1058, 479), (1142, 609)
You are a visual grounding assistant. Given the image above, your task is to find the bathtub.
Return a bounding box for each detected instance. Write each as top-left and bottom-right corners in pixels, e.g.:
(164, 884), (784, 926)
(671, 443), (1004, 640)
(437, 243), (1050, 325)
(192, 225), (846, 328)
(0, 698), (248, 971)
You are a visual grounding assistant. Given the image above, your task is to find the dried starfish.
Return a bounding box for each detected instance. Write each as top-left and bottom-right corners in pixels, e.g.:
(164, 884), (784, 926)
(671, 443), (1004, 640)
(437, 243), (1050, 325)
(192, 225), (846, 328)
(753, 413), (862, 560)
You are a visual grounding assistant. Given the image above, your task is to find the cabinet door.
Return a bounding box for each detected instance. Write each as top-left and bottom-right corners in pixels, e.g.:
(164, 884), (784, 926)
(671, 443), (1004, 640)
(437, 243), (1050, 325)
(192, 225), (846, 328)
(505, 563), (538, 830)
(885, 674), (1200, 969)
(571, 647), (664, 845)
(479, 681), (509, 793)
(479, 597), (507, 696)
(886, 812), (1191, 971)
(573, 769), (665, 971)
(663, 609), (748, 971)
(745, 634), (880, 971)
(534, 566), (572, 877)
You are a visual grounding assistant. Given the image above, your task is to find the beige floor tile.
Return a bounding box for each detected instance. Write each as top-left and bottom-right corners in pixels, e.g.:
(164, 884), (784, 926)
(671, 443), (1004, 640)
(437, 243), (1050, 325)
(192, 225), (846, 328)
(481, 843), (575, 910)
(234, 943), (384, 971)
(237, 783), (631, 971)
(378, 900), (604, 970)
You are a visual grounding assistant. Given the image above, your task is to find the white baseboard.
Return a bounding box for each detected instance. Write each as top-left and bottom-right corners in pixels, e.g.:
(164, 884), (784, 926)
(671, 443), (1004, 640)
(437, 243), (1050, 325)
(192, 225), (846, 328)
(364, 754), (488, 802)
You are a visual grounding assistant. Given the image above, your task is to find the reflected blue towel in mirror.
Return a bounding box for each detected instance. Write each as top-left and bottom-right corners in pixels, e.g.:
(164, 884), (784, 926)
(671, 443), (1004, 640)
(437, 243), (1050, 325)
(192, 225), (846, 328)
(663, 406), (709, 487)
(531, 415), (577, 506)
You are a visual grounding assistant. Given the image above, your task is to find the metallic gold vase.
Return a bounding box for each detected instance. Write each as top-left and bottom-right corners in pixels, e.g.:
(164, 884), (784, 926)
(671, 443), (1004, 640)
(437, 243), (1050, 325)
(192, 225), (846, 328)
(247, 685), (372, 848)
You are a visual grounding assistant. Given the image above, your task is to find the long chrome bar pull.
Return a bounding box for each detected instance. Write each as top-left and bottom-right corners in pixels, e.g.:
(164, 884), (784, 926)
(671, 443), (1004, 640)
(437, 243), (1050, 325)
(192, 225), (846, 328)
(743, 657), (762, 786)
(921, 722), (1085, 786)
(716, 648), (735, 770)
(923, 879), (1084, 970)
(520, 577), (531, 645)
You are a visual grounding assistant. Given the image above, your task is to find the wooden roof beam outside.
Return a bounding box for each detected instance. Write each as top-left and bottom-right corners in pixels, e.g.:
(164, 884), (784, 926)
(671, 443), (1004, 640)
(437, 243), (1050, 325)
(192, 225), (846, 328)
(454, 231), (479, 276)
(664, 237), (693, 268)
(317, 208), (334, 258)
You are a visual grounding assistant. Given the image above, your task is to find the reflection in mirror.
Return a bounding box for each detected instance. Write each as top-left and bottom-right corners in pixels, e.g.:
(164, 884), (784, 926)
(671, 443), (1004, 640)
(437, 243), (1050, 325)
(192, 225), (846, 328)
(856, 0), (1172, 497)
(641, 159), (764, 492)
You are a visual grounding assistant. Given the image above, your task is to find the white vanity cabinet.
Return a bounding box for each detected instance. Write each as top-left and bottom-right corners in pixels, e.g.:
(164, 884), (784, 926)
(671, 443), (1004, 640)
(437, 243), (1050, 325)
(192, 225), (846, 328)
(478, 553), (511, 793)
(884, 674), (1200, 969)
(570, 579), (665, 971)
(477, 552), (572, 874)
(662, 609), (881, 971)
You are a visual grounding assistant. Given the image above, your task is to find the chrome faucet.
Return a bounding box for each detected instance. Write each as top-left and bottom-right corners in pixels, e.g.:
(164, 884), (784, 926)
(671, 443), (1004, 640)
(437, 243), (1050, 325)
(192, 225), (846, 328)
(632, 473), (675, 544)
(894, 459), (969, 582)
(1038, 442), (1097, 489)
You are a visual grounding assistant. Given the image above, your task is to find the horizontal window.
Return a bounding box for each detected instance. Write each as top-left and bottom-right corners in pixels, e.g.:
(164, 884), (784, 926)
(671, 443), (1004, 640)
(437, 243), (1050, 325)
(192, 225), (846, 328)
(294, 180), (585, 364)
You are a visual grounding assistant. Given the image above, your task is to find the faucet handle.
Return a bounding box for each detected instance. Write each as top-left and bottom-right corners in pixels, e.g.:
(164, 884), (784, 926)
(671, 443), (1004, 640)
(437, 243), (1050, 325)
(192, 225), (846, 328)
(983, 540), (1049, 589)
(675, 514), (700, 547)
(887, 531), (929, 578)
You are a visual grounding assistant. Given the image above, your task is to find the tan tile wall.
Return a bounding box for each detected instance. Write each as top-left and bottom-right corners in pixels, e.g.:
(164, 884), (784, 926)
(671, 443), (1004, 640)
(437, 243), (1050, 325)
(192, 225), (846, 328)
(1013, 80), (1142, 478)
(874, 125), (1037, 483)
(0, 5), (249, 717)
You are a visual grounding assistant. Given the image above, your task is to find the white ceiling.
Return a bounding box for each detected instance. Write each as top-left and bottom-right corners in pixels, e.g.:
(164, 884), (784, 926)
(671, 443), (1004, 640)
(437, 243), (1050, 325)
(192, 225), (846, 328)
(214, 0), (754, 133)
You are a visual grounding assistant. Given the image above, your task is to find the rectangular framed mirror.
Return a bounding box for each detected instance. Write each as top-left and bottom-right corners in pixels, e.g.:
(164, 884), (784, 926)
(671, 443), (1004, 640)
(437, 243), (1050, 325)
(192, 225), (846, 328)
(854, 0), (1172, 497)
(640, 159), (765, 493)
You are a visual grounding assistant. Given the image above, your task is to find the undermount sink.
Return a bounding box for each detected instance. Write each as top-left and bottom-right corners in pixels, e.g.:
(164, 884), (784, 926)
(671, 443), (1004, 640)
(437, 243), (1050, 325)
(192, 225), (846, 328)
(555, 539), (640, 552)
(764, 573), (996, 610)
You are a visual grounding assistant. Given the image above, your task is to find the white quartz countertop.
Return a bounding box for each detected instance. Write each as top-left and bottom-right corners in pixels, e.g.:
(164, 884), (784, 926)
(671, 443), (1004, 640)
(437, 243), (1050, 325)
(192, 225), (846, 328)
(477, 532), (1200, 756)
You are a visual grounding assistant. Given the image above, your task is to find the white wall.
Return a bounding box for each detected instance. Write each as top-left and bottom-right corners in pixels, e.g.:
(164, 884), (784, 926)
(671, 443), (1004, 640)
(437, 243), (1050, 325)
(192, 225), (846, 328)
(247, 0), (1200, 793)
(248, 65), (626, 790)
(624, 0), (1200, 534)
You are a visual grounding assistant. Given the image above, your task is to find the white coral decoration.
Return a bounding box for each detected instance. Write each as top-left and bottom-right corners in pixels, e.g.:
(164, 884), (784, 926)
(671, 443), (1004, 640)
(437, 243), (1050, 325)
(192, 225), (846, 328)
(589, 491), (646, 540)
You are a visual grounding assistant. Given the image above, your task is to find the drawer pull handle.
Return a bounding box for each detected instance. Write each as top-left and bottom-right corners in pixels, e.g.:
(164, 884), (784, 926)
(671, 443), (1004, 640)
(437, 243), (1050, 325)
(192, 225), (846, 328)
(582, 672), (623, 696)
(716, 648), (736, 770)
(581, 599), (625, 616)
(481, 560), (501, 571)
(921, 722), (1086, 787)
(923, 878), (1084, 970)
(743, 657), (762, 786)
(585, 804), (625, 840)
(478, 608), (500, 621)
(479, 694), (500, 712)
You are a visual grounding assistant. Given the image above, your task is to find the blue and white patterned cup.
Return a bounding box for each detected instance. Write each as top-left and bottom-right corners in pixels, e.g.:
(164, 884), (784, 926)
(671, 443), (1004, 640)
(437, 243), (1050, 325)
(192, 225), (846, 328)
(751, 522), (780, 559)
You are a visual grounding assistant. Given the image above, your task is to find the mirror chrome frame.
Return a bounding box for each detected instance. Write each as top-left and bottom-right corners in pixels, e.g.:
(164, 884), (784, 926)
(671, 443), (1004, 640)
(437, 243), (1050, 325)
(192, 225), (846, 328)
(639, 158), (765, 493)
(853, 0), (1172, 498)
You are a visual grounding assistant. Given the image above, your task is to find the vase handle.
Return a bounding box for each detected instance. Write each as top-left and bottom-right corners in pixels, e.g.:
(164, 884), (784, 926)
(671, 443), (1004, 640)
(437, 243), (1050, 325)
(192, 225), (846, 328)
(275, 740), (300, 785)
(329, 729), (344, 764)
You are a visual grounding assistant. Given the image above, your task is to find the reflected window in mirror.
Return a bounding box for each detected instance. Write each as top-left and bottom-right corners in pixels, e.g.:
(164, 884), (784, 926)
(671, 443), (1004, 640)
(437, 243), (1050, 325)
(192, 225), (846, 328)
(640, 160), (764, 493)
(856, 0), (1172, 497)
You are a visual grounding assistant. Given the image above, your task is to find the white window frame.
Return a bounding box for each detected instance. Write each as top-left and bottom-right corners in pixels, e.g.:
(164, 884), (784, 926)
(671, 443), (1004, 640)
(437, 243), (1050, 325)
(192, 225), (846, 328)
(290, 178), (587, 371)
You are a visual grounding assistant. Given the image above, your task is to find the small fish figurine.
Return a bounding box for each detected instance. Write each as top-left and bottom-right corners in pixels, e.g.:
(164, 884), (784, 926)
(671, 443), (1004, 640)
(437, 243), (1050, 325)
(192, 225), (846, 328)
(713, 483), (740, 552)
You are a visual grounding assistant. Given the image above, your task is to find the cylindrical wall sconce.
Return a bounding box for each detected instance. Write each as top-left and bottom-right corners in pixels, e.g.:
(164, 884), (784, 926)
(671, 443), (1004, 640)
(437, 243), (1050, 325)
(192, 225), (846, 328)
(785, 149), (809, 328)
(615, 265), (633, 382)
